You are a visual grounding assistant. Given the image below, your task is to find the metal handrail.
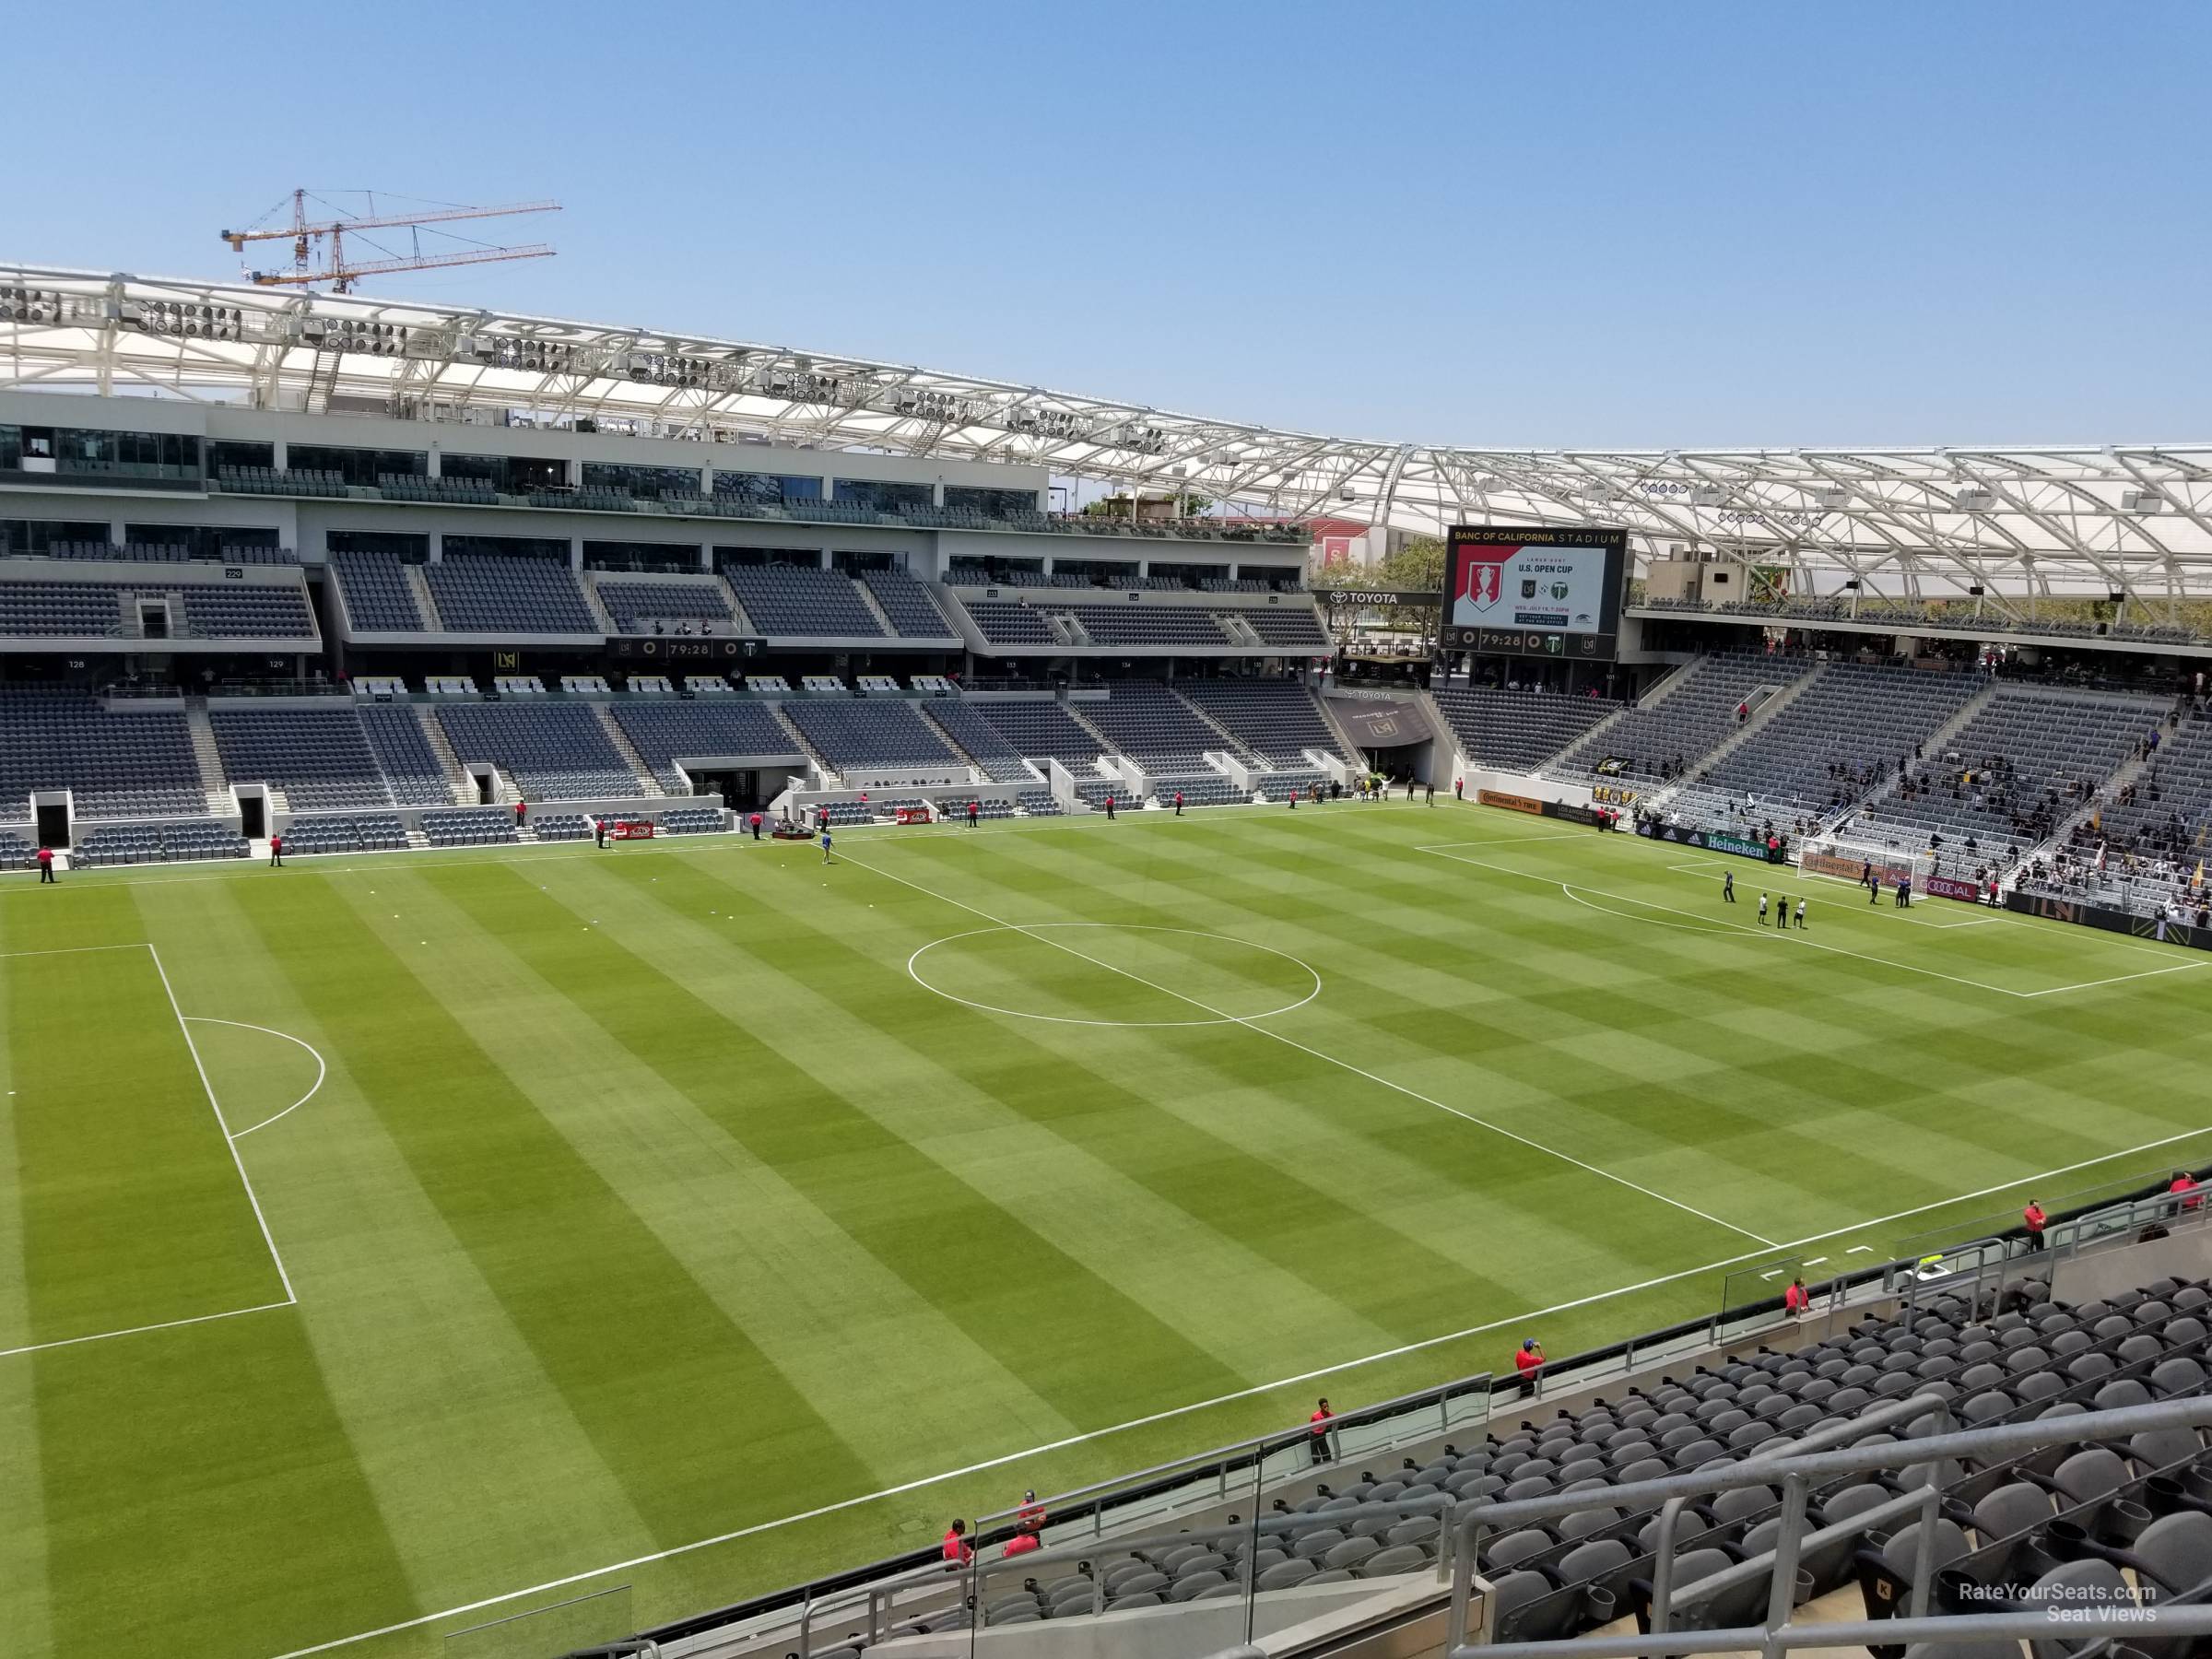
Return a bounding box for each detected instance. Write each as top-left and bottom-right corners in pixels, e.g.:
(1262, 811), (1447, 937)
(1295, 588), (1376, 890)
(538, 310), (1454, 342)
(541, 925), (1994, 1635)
(1446, 1394), (2212, 1659)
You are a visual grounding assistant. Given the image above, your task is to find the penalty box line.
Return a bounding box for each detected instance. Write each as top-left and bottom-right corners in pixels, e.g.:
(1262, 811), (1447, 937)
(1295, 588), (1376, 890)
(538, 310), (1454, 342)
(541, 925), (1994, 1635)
(1419, 845), (2207, 1001)
(265, 1120), (2212, 1659)
(836, 848), (1778, 1250)
(0, 944), (297, 1361)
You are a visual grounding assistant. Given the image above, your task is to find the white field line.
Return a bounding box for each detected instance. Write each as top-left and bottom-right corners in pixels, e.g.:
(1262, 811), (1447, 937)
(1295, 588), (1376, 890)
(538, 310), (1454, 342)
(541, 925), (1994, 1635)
(0, 942), (158, 959)
(266, 1114), (2212, 1659)
(841, 850), (1779, 1249)
(1422, 845), (2206, 1001)
(183, 1018), (327, 1136)
(147, 945), (297, 1304)
(0, 1299), (294, 1361)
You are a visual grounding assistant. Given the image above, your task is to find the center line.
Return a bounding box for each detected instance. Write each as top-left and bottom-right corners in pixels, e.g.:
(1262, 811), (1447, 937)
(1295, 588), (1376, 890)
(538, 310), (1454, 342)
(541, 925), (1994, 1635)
(838, 850), (1779, 1250)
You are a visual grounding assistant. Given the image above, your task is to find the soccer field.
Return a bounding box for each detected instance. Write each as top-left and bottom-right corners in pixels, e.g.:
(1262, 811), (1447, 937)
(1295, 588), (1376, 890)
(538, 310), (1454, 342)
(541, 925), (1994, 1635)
(2, 800), (2207, 1658)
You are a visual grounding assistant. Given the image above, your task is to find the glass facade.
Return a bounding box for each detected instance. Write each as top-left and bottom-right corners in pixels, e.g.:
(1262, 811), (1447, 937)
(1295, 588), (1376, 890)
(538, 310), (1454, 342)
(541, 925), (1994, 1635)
(945, 485), (1041, 518)
(326, 530), (429, 563)
(441, 535), (571, 561)
(208, 440), (276, 473)
(712, 470), (823, 505)
(581, 463), (700, 500)
(441, 453), (569, 492)
(1, 424), (201, 480)
(713, 547), (821, 571)
(2, 518), (109, 555)
(124, 524), (282, 559)
(830, 549), (902, 574)
(287, 444), (426, 486)
(582, 540), (705, 573)
(832, 477), (933, 514)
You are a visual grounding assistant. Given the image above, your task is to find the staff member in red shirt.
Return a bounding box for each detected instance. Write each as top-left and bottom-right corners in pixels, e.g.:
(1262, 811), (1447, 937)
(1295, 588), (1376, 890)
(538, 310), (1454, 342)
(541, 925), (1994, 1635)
(1783, 1277), (1809, 1318)
(748, 811), (763, 841)
(36, 844), (55, 884)
(2022, 1199), (2046, 1253)
(1307, 1397), (1334, 1465)
(268, 832), (285, 867)
(1003, 1528), (1040, 1559)
(1173, 790), (1184, 817)
(1016, 1489), (1045, 1534)
(1514, 1338), (1545, 1397)
(941, 1519), (972, 1571)
(2171, 1172), (2203, 1214)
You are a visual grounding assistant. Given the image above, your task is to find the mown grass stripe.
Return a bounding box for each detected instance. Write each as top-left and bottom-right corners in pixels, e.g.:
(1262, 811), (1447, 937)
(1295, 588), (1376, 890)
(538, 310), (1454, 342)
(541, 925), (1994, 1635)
(418, 860), (1249, 1422)
(231, 875), (878, 1549)
(613, 851), (1519, 1348)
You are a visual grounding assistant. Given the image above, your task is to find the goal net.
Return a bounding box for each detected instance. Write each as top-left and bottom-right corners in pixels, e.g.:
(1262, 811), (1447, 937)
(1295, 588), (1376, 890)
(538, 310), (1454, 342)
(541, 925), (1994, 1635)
(1797, 835), (1936, 893)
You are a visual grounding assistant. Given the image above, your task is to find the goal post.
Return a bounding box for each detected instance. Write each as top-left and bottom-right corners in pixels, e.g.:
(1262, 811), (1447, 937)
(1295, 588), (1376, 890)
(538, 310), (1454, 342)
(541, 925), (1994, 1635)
(1797, 835), (1936, 893)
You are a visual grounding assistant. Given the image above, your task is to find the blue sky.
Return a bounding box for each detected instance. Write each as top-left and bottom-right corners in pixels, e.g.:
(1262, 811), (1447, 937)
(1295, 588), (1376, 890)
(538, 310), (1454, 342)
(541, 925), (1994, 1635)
(10, 1), (2206, 448)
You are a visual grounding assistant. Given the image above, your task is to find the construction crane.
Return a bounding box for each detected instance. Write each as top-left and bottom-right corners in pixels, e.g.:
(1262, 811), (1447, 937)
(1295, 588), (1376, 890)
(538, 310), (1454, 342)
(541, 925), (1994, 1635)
(219, 191), (559, 291)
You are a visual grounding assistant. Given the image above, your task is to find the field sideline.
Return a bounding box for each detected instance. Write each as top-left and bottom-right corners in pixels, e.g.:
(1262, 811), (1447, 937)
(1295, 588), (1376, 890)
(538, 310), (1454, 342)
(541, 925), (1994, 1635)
(2, 799), (2206, 1659)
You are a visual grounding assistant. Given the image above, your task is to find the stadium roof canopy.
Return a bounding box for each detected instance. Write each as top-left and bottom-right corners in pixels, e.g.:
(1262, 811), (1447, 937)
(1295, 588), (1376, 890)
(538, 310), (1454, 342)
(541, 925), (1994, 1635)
(6, 261), (2211, 605)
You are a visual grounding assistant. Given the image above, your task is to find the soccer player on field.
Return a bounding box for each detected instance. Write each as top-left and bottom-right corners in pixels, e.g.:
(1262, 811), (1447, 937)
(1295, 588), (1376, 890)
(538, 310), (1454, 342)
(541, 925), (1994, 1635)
(820, 827), (834, 864)
(1723, 870), (1735, 903)
(1759, 892), (1769, 925)
(1794, 898), (1806, 929)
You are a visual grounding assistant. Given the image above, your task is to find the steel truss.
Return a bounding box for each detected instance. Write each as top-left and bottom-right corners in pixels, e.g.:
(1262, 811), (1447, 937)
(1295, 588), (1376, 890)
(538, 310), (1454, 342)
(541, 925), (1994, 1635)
(5, 263), (2208, 605)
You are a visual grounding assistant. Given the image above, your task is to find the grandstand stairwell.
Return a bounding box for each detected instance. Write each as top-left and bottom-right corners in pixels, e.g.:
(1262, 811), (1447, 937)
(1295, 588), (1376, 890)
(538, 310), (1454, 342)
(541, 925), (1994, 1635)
(184, 698), (230, 812)
(851, 580), (897, 636)
(1846, 677), (2001, 829)
(716, 578), (756, 635)
(413, 706), (476, 805)
(1166, 686), (1251, 759)
(1314, 690), (1377, 762)
(1647, 663), (1828, 807)
(592, 704), (661, 795)
(771, 704), (838, 785)
(404, 562), (442, 630)
(579, 579), (618, 635)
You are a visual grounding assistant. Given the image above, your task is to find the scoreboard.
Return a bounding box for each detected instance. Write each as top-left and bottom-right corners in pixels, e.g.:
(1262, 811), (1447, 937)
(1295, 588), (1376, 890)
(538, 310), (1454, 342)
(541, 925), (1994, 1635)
(1442, 525), (1628, 662)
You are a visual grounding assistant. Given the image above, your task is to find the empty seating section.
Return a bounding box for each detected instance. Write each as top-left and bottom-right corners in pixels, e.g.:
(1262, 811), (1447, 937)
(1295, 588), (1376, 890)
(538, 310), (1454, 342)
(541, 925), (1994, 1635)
(330, 550), (427, 631)
(919, 700), (1036, 781)
(782, 700), (963, 770)
(594, 579), (735, 634)
(357, 705), (453, 806)
(1551, 653), (1812, 784)
(1688, 663), (1983, 821)
(1240, 606), (1332, 649)
(960, 599), (1057, 644)
(209, 707), (389, 811)
(971, 700), (1103, 762)
(609, 701), (799, 791)
(656, 807), (727, 835)
(1851, 688), (2161, 849)
(1433, 687), (1621, 771)
(859, 569), (955, 637)
(75, 819), (246, 866)
(1059, 605), (1230, 647)
(420, 807), (518, 847)
(721, 567), (882, 636)
(1174, 679), (1347, 764)
(423, 554), (598, 634)
(0, 689), (205, 818)
(0, 830), (29, 867)
(1155, 774), (1247, 807)
(176, 585), (316, 639)
(283, 815), (406, 856)
(0, 582), (124, 636)
(1079, 681), (1227, 771)
(529, 813), (593, 841)
(1017, 790), (1063, 816)
(432, 704), (637, 798)
(1259, 768), (1324, 800)
(2034, 714), (2212, 912)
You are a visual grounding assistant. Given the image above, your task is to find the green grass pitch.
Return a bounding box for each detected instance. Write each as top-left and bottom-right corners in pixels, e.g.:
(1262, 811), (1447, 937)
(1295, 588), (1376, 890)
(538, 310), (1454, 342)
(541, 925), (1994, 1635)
(1, 800), (2206, 1657)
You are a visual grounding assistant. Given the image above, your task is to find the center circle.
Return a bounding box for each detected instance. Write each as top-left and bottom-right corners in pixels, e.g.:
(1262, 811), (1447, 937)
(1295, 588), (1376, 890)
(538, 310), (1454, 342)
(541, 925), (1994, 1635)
(906, 924), (1323, 1028)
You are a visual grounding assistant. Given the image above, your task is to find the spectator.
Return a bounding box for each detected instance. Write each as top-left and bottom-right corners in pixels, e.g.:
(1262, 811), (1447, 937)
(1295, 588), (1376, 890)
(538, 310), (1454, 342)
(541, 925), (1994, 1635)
(2023, 1198), (2046, 1253)
(1514, 1338), (1545, 1397)
(942, 1519), (972, 1570)
(1307, 1397), (1334, 1465)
